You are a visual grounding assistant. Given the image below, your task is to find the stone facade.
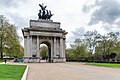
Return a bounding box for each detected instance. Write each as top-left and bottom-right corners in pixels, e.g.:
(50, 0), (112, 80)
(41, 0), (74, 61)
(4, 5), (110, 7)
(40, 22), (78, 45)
(22, 19), (67, 62)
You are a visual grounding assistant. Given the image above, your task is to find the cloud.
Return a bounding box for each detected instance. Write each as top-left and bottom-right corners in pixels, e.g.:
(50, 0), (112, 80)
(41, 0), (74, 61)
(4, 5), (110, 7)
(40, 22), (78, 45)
(82, 0), (120, 36)
(82, 5), (90, 13)
(66, 27), (85, 48)
(103, 23), (120, 32)
(0, 0), (100, 48)
(88, 0), (120, 25)
(0, 0), (32, 27)
(0, 0), (28, 8)
(72, 27), (85, 38)
(67, 27), (85, 43)
(6, 12), (27, 28)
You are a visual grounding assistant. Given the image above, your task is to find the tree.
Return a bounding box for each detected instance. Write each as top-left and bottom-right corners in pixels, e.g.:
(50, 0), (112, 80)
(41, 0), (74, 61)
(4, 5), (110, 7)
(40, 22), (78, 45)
(84, 31), (101, 54)
(40, 46), (48, 59)
(0, 15), (23, 59)
(94, 32), (119, 61)
(98, 32), (119, 55)
(66, 30), (120, 62)
(67, 38), (90, 61)
(66, 48), (75, 61)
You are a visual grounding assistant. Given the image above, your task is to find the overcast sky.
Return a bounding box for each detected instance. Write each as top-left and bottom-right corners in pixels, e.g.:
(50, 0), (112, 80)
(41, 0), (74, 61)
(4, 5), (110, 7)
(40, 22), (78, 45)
(0, 0), (120, 48)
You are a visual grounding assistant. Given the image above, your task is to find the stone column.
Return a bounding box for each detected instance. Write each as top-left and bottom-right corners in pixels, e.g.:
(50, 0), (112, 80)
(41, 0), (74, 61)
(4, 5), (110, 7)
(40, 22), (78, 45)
(29, 36), (32, 57)
(51, 40), (53, 60)
(24, 36), (27, 57)
(37, 36), (39, 57)
(56, 38), (60, 56)
(27, 36), (30, 57)
(63, 38), (66, 62)
(60, 38), (63, 58)
(54, 37), (56, 57)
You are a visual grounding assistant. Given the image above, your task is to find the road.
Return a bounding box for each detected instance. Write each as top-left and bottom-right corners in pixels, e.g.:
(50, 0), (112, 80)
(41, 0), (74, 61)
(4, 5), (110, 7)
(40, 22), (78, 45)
(26, 62), (120, 80)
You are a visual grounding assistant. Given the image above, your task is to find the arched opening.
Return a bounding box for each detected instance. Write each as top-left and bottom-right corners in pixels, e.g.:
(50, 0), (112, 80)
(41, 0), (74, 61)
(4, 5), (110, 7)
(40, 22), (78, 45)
(40, 41), (51, 62)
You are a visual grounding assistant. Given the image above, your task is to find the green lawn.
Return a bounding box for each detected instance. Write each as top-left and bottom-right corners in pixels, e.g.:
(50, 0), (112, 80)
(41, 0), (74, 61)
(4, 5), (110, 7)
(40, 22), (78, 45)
(0, 59), (3, 62)
(85, 62), (120, 68)
(0, 64), (26, 80)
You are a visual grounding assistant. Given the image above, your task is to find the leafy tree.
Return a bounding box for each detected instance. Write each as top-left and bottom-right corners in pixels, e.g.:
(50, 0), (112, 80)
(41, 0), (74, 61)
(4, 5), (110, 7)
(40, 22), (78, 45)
(67, 38), (90, 61)
(84, 31), (101, 54)
(91, 32), (119, 61)
(96, 32), (119, 59)
(66, 48), (75, 60)
(0, 15), (23, 59)
(67, 30), (120, 62)
(40, 46), (48, 59)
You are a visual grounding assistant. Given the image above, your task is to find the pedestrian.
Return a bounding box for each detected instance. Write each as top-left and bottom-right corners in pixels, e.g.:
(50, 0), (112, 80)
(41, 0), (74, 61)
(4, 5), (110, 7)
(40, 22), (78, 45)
(4, 59), (7, 64)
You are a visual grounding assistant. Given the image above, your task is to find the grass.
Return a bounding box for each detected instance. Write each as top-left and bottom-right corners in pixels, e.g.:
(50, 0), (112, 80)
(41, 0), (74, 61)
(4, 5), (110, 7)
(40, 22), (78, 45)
(0, 59), (4, 62)
(85, 62), (120, 68)
(0, 64), (26, 80)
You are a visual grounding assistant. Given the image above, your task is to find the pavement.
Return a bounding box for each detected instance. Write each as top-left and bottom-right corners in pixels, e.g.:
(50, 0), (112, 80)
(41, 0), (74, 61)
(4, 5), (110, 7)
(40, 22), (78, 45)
(25, 62), (120, 80)
(0, 62), (5, 64)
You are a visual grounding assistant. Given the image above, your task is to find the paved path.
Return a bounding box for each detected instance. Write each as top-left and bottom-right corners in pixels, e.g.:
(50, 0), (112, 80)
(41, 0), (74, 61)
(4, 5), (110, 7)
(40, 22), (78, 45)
(0, 62), (5, 64)
(26, 62), (120, 80)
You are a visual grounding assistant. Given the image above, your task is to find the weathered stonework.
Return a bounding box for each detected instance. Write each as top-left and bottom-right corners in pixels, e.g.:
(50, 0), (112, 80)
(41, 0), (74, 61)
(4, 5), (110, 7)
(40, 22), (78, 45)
(22, 19), (67, 63)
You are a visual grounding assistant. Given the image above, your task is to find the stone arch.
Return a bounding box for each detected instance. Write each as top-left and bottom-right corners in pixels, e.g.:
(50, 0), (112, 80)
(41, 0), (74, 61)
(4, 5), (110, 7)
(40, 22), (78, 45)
(22, 19), (67, 63)
(40, 41), (51, 62)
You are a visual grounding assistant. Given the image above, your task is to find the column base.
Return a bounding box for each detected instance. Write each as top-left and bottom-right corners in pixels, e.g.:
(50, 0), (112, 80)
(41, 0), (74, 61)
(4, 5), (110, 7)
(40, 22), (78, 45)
(23, 57), (40, 63)
(52, 57), (66, 63)
(23, 57), (66, 63)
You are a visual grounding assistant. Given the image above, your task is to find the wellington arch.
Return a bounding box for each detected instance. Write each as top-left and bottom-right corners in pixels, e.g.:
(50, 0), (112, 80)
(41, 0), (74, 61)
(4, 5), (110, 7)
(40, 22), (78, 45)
(22, 4), (67, 63)
(22, 19), (67, 63)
